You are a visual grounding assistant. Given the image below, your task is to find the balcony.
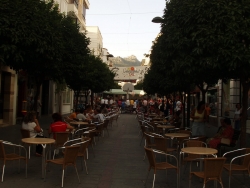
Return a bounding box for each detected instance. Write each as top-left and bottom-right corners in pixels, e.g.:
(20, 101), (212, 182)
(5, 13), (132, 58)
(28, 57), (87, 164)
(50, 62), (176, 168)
(67, 0), (78, 18)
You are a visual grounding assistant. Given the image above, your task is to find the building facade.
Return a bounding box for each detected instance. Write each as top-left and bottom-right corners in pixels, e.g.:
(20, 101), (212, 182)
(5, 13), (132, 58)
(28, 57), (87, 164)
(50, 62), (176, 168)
(86, 26), (103, 56)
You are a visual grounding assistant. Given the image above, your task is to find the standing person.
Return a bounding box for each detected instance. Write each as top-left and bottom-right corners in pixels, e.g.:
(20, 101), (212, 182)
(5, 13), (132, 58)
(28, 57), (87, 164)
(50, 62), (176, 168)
(121, 100), (126, 113)
(133, 99), (137, 113)
(36, 96), (42, 118)
(22, 111), (43, 156)
(143, 98), (148, 113)
(205, 103), (211, 127)
(233, 103), (242, 130)
(190, 101), (208, 136)
(109, 98), (114, 105)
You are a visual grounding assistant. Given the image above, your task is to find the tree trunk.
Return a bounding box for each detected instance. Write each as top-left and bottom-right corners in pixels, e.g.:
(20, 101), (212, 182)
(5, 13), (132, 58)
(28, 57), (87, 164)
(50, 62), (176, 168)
(240, 79), (249, 147)
(85, 91), (89, 105)
(75, 91), (79, 111)
(187, 90), (191, 127)
(196, 83), (208, 101)
(33, 81), (42, 112)
(90, 90), (94, 108)
(201, 90), (206, 101)
(183, 92), (186, 127)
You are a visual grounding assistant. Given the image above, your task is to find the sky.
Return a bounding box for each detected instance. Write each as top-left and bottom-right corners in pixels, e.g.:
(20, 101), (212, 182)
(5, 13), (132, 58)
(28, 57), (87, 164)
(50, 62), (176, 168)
(86, 0), (166, 61)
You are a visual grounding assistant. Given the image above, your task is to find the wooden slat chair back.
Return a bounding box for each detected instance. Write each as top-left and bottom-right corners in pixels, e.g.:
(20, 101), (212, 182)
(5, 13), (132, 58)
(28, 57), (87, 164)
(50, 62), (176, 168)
(20, 129), (32, 159)
(189, 158), (226, 188)
(53, 132), (70, 159)
(46, 145), (80, 187)
(0, 141), (27, 182)
(71, 138), (91, 174)
(55, 132), (70, 147)
(103, 119), (110, 136)
(223, 148), (250, 188)
(144, 147), (179, 188)
(154, 136), (176, 153)
(20, 129), (30, 138)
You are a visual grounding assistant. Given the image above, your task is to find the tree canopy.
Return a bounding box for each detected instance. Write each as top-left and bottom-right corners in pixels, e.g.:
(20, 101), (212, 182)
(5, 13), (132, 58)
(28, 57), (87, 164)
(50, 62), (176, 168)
(146, 0), (250, 146)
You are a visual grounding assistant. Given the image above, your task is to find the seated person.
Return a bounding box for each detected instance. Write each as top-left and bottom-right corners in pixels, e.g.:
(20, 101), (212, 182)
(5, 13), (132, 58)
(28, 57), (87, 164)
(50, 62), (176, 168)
(100, 104), (109, 115)
(169, 111), (182, 124)
(93, 109), (105, 123)
(76, 109), (90, 121)
(68, 109), (79, 120)
(22, 111), (43, 156)
(49, 113), (74, 138)
(208, 118), (234, 149)
(85, 105), (94, 119)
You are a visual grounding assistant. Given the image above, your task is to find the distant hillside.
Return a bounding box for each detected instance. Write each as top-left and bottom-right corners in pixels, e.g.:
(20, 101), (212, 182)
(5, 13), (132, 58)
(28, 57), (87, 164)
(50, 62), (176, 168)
(109, 55), (141, 67)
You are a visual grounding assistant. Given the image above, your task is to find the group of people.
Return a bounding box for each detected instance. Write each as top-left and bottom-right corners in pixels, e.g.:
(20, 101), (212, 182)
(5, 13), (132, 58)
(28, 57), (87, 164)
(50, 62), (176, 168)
(190, 100), (242, 149)
(22, 111), (73, 156)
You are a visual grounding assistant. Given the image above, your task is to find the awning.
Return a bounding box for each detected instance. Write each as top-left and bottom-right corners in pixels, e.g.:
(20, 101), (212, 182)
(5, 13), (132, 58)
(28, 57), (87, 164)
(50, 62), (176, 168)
(103, 89), (144, 95)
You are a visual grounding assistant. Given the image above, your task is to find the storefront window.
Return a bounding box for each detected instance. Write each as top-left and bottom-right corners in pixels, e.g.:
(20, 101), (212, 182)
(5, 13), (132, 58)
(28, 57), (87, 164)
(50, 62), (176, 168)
(222, 81), (230, 118)
(207, 89), (218, 116)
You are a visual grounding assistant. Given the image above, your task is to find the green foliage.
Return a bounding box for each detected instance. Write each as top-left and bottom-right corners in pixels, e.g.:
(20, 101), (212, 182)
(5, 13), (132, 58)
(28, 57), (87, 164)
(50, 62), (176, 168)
(149, 0), (250, 146)
(134, 81), (143, 90)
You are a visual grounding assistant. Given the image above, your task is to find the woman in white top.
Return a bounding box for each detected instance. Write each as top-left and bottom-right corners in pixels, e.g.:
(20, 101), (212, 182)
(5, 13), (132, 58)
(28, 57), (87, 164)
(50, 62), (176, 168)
(22, 111), (43, 155)
(233, 103), (242, 130)
(190, 101), (208, 136)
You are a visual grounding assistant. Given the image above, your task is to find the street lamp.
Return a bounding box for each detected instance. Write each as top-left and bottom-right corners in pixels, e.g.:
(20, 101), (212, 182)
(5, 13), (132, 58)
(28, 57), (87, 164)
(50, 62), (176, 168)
(152, 16), (164, 23)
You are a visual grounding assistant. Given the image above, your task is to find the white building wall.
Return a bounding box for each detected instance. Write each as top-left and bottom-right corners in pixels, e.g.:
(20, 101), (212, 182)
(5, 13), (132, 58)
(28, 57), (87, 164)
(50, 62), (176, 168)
(86, 26), (103, 56)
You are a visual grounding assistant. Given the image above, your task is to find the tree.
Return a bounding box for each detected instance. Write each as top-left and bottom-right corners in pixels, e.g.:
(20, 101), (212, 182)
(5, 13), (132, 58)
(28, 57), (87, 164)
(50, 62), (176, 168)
(157, 0), (250, 146)
(0, 0), (90, 112)
(1, 0), (65, 110)
(134, 81), (143, 90)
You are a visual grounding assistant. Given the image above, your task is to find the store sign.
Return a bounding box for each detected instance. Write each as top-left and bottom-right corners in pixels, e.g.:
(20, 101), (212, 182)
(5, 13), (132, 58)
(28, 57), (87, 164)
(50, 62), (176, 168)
(109, 66), (149, 81)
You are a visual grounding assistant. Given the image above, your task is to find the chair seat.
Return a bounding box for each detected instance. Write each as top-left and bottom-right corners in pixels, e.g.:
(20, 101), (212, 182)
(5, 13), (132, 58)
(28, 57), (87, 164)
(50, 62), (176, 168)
(47, 158), (64, 165)
(191, 171), (204, 179)
(4, 153), (26, 160)
(152, 162), (178, 170)
(224, 164), (248, 171)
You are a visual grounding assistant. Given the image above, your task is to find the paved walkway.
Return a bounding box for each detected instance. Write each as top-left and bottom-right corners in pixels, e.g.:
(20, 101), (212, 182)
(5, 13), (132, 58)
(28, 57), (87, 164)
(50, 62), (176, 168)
(0, 114), (249, 187)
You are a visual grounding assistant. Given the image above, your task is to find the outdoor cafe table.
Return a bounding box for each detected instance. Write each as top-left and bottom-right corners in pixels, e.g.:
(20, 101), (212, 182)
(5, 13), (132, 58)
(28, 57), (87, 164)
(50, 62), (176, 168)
(157, 125), (175, 134)
(70, 121), (88, 128)
(22, 137), (55, 178)
(179, 147), (218, 186)
(165, 133), (190, 154)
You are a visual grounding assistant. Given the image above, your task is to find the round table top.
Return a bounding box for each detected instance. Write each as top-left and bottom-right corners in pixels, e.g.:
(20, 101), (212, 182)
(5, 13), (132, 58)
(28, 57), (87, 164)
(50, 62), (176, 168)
(157, 125), (175, 129)
(165, 133), (190, 138)
(70, 121), (88, 125)
(22, 138), (55, 144)
(181, 147), (217, 155)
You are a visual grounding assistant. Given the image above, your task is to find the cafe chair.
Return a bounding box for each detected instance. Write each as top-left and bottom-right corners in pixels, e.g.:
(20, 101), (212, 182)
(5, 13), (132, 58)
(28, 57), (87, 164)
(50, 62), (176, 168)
(45, 145), (80, 187)
(0, 140), (27, 182)
(153, 135), (176, 154)
(103, 119), (110, 137)
(189, 157), (226, 188)
(144, 147), (179, 188)
(182, 140), (207, 173)
(20, 129), (32, 159)
(53, 132), (70, 159)
(71, 138), (91, 174)
(95, 122), (104, 140)
(223, 148), (250, 188)
(73, 128), (89, 139)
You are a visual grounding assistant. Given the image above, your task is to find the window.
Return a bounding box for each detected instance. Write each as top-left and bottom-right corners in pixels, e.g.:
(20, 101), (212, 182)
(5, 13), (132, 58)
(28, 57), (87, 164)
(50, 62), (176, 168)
(222, 81), (230, 117)
(62, 88), (71, 104)
(207, 89), (218, 116)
